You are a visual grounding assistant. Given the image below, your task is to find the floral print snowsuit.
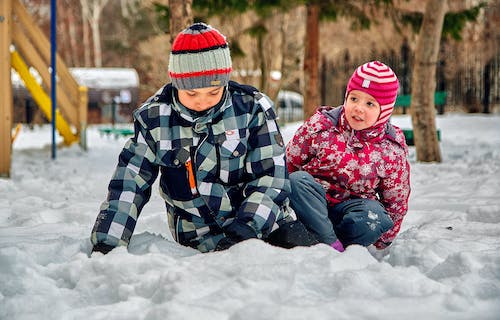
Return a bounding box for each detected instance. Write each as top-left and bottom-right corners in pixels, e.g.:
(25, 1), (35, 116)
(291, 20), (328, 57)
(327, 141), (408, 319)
(286, 106), (411, 248)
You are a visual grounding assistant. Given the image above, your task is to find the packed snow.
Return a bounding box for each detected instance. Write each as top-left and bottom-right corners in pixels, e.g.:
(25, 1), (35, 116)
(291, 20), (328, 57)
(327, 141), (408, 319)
(1, 113), (500, 320)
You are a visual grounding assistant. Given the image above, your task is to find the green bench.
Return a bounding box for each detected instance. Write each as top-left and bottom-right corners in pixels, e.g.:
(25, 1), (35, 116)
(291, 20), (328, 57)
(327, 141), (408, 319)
(395, 91), (447, 114)
(402, 128), (441, 146)
(98, 127), (134, 138)
(395, 92), (445, 145)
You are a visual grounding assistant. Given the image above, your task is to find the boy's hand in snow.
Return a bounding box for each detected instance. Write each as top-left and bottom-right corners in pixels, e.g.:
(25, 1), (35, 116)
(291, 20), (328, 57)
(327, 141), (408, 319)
(92, 243), (115, 255)
(214, 237), (238, 251)
(214, 220), (257, 251)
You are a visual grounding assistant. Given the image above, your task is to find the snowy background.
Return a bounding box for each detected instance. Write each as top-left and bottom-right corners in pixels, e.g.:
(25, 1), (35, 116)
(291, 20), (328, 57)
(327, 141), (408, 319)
(1, 113), (500, 320)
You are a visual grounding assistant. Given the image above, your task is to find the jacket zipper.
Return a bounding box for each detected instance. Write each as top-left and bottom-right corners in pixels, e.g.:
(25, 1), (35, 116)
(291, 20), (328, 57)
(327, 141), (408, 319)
(185, 158), (198, 196)
(191, 131), (209, 195)
(175, 215), (180, 242)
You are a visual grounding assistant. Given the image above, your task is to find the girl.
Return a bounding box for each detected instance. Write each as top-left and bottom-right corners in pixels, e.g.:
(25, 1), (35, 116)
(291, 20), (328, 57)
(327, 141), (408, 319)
(286, 61), (411, 252)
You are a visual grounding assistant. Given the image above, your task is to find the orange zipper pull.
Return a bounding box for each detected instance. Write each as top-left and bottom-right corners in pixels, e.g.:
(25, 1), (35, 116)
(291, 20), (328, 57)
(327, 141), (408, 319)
(185, 159), (198, 196)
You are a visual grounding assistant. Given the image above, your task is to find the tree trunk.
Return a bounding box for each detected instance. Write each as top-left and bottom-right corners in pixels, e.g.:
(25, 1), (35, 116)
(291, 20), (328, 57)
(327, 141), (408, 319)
(80, 0), (91, 67)
(59, 4), (72, 66)
(482, 60), (491, 114)
(90, 15), (102, 67)
(410, 0), (446, 162)
(169, 0), (192, 45)
(80, 0), (109, 67)
(303, 3), (320, 119)
(67, 8), (79, 67)
(90, 0), (108, 67)
(258, 30), (266, 92)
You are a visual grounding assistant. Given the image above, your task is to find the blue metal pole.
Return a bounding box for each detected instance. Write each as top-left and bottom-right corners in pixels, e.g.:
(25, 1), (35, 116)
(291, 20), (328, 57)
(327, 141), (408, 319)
(50, 0), (57, 159)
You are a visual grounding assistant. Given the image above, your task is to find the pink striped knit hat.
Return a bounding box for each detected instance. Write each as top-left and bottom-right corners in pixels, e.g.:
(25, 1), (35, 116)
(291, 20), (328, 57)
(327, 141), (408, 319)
(346, 61), (399, 127)
(168, 23), (232, 90)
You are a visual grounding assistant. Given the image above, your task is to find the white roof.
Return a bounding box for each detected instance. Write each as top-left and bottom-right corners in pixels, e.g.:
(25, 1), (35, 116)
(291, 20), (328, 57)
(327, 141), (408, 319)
(12, 67), (139, 89)
(69, 68), (139, 89)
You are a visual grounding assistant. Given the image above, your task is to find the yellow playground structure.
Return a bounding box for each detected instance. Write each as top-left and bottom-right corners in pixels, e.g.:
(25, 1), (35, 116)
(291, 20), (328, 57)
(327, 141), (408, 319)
(1, 0), (88, 177)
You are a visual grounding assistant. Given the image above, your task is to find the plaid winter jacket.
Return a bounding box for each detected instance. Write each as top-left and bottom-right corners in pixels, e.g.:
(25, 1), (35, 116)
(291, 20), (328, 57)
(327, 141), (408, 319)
(91, 81), (293, 252)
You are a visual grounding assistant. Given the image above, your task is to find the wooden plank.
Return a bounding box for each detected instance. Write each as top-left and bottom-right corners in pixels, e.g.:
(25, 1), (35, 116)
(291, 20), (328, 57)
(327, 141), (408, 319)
(12, 23), (79, 110)
(12, 24), (79, 126)
(0, 0), (13, 177)
(12, 0), (79, 98)
(11, 50), (78, 145)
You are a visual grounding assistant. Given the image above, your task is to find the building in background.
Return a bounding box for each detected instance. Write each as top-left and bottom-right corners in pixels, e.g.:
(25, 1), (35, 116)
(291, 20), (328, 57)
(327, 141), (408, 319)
(12, 67), (140, 124)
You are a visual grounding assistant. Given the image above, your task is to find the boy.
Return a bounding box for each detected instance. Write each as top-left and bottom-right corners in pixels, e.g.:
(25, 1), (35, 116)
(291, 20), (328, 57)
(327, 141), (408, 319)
(91, 23), (315, 254)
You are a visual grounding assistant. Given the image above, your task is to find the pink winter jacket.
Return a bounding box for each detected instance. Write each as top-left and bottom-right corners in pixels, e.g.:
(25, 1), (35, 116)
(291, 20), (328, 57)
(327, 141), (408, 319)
(286, 106), (411, 247)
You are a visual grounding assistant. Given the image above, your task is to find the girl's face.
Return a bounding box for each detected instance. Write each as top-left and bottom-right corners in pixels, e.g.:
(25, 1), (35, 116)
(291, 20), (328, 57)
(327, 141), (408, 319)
(344, 90), (381, 130)
(177, 86), (224, 112)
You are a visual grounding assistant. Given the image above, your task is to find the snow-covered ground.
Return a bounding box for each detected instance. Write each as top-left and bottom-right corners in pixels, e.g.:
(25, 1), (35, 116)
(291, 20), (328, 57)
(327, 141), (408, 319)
(1, 113), (499, 320)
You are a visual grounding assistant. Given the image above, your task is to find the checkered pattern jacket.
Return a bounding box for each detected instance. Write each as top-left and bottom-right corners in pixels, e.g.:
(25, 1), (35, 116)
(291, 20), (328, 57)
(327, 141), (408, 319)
(91, 81), (293, 252)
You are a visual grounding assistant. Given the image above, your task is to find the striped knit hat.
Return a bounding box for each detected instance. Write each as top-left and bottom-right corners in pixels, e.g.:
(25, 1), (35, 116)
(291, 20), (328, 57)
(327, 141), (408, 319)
(346, 61), (399, 127)
(168, 23), (232, 90)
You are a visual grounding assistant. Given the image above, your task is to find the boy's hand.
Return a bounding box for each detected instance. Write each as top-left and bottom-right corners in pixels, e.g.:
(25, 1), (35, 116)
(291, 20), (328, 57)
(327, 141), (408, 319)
(92, 243), (115, 255)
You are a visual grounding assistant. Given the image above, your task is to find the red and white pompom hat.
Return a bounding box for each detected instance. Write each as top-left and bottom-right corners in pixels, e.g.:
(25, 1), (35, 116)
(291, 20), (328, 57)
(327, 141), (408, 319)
(168, 23), (232, 90)
(346, 61), (400, 127)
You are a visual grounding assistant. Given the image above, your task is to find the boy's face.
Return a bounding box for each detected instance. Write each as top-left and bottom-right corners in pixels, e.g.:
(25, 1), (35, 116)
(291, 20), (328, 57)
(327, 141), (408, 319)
(344, 90), (381, 130)
(177, 86), (224, 112)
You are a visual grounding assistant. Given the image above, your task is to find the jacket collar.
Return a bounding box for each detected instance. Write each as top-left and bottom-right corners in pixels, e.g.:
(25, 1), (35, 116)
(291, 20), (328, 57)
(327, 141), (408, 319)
(151, 83), (230, 125)
(322, 106), (388, 143)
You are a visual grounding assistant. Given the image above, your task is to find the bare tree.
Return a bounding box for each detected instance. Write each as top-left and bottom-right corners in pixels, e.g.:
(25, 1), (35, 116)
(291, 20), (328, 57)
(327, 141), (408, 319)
(80, 0), (110, 67)
(169, 0), (193, 44)
(410, 0), (447, 162)
(58, 0), (80, 66)
(67, 5), (79, 66)
(300, 0), (392, 119)
(119, 0), (139, 18)
(303, 3), (320, 119)
(80, 0), (91, 66)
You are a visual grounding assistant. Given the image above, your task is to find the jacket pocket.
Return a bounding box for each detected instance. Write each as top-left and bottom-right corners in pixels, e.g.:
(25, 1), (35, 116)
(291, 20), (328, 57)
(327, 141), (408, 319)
(159, 148), (194, 201)
(217, 135), (247, 184)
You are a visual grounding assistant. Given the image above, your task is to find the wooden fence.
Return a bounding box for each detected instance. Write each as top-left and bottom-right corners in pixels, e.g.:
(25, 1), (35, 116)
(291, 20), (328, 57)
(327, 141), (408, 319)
(319, 40), (499, 114)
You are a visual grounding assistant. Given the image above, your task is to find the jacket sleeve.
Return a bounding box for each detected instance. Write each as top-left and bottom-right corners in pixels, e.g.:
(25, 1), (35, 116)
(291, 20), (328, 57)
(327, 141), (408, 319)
(232, 93), (291, 239)
(285, 111), (323, 173)
(90, 108), (159, 249)
(375, 143), (411, 248)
